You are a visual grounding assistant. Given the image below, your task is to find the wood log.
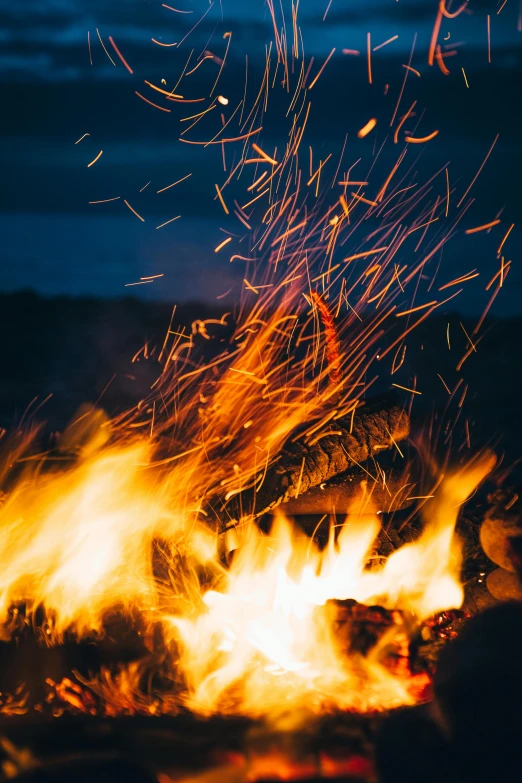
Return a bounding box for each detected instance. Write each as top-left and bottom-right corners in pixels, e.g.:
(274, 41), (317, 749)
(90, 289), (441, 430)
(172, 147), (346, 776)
(275, 466), (414, 517)
(207, 398), (409, 528)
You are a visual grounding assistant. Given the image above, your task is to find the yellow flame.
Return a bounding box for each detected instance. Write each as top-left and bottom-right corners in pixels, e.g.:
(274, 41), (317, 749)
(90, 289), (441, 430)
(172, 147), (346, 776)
(0, 411), (494, 717)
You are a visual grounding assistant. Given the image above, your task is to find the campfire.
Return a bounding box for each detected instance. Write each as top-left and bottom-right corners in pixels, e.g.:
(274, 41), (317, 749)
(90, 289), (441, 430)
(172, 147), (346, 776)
(0, 0), (519, 781)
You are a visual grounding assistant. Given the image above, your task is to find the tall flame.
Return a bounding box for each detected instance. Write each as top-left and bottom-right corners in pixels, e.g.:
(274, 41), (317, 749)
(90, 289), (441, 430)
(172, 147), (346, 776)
(0, 411), (494, 717)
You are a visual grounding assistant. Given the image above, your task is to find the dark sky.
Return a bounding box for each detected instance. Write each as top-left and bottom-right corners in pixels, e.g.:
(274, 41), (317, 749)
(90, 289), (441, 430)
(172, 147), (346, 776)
(1, 0), (521, 311)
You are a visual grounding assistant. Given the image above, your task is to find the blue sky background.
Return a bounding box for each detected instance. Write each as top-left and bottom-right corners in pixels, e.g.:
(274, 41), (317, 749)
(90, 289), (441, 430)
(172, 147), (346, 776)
(1, 0), (520, 311)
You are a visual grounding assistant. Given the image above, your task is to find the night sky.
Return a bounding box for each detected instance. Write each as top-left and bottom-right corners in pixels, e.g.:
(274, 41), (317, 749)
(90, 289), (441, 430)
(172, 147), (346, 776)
(1, 0), (521, 311)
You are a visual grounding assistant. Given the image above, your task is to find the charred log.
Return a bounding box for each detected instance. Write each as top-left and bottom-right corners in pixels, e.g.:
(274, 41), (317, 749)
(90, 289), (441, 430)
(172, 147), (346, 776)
(207, 398), (409, 529)
(275, 465), (414, 519)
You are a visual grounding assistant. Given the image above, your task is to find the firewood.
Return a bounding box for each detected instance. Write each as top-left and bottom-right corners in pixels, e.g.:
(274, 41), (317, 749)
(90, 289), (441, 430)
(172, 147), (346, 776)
(207, 398), (409, 528)
(274, 466), (414, 517)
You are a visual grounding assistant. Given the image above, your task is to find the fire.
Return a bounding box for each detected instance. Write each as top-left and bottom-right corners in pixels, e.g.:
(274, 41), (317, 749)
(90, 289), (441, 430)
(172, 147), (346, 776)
(168, 455), (493, 718)
(0, 0), (509, 728)
(0, 402), (494, 718)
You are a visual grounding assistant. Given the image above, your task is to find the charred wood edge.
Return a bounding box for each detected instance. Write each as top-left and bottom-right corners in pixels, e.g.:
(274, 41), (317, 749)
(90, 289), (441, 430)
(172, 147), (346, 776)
(205, 397), (410, 530)
(276, 465), (415, 518)
(0, 712), (380, 768)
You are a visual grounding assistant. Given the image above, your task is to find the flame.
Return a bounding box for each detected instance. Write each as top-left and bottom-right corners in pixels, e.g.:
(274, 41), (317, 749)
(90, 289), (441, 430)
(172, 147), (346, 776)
(0, 408), (494, 717)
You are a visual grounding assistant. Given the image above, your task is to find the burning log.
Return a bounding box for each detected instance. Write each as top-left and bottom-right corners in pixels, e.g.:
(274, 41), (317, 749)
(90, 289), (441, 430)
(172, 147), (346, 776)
(274, 465), (413, 518)
(207, 398), (409, 529)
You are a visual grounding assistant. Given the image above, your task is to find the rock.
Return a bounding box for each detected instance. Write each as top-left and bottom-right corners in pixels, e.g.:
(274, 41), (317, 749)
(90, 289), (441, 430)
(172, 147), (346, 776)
(480, 487), (522, 571)
(433, 603), (522, 783)
(480, 517), (522, 572)
(486, 567), (522, 601)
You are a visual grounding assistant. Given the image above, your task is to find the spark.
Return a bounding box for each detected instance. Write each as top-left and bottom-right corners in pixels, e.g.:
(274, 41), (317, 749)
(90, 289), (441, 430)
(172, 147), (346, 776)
(209, 32), (232, 98)
(487, 15), (491, 63)
(497, 223), (514, 254)
(342, 49), (360, 56)
(215, 236), (232, 253)
(462, 68), (470, 88)
(87, 31), (92, 65)
(393, 100), (416, 144)
(216, 287), (234, 300)
(176, 2), (215, 49)
(439, 271), (479, 290)
(391, 34), (417, 126)
(141, 274), (164, 280)
(392, 384), (422, 395)
(343, 247), (388, 262)
(135, 92), (171, 112)
(440, 0), (468, 18)
(445, 167), (450, 216)
(123, 200), (145, 222)
(125, 280), (154, 287)
(157, 174), (192, 194)
(323, 0), (334, 21)
(96, 28), (116, 66)
(230, 255), (256, 263)
(308, 154), (332, 185)
(435, 45), (450, 75)
(143, 81), (184, 100)
(404, 130), (439, 144)
(75, 133), (90, 144)
(251, 143), (278, 165)
(357, 118), (377, 138)
(396, 301), (438, 317)
(218, 95), (229, 105)
(89, 197), (120, 204)
(139, 182), (151, 192)
(408, 218), (439, 235)
(402, 64), (420, 77)
(373, 35), (399, 52)
(497, 0), (509, 12)
(367, 33), (372, 84)
(241, 187), (270, 209)
(247, 171), (268, 191)
(351, 193), (378, 207)
(486, 259), (511, 290)
(437, 374), (451, 394)
(428, 9), (443, 66)
(87, 150), (103, 168)
(151, 39), (177, 47)
(465, 219), (501, 234)
(108, 36), (133, 74)
(308, 48), (336, 90)
(457, 134), (499, 207)
(162, 4), (193, 11)
(338, 181), (368, 186)
(271, 220), (307, 246)
(180, 128), (263, 145)
(215, 183), (230, 214)
(156, 216), (181, 230)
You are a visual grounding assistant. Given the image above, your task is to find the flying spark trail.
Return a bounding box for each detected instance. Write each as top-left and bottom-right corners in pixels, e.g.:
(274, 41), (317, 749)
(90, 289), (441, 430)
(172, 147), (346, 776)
(135, 92), (171, 112)
(123, 200), (145, 222)
(87, 150), (103, 168)
(157, 174), (192, 194)
(358, 119), (377, 139)
(108, 36), (133, 74)
(465, 220), (501, 234)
